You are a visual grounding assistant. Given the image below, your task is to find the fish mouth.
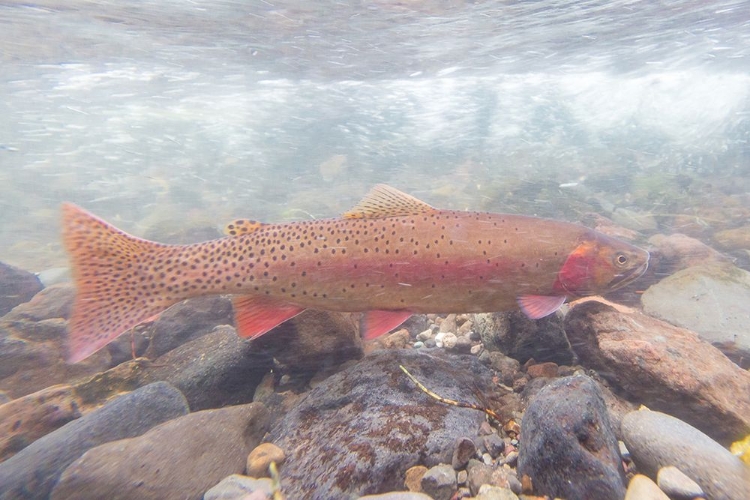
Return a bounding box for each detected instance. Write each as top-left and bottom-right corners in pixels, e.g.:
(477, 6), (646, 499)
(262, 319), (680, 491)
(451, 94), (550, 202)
(608, 252), (650, 290)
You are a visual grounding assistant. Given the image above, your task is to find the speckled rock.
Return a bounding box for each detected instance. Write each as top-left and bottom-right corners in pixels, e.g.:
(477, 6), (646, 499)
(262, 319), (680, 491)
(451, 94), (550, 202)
(517, 374), (626, 500)
(51, 402), (269, 500)
(246, 442), (286, 478)
(0, 261), (42, 316)
(0, 381), (188, 499)
(421, 463), (456, 500)
(473, 311), (573, 365)
(466, 459), (493, 495)
(203, 474), (274, 500)
(268, 349), (500, 499)
(621, 409), (750, 500)
(641, 263), (750, 367)
(624, 474), (669, 500)
(0, 384), (81, 462)
(479, 351), (520, 386)
(565, 301), (750, 444)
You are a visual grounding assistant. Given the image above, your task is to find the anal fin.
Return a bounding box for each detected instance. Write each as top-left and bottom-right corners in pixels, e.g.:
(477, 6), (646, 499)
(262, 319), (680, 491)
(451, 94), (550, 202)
(361, 310), (413, 340)
(233, 296), (305, 339)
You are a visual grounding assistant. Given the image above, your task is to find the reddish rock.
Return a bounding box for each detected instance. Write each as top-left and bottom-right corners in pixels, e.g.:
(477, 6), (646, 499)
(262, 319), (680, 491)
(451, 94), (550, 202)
(0, 385), (81, 462)
(526, 362), (558, 379)
(564, 301), (750, 444)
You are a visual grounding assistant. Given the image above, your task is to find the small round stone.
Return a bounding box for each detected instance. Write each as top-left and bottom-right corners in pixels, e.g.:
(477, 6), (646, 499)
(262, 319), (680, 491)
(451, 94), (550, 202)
(657, 466), (705, 499)
(246, 443), (286, 478)
(624, 474), (669, 500)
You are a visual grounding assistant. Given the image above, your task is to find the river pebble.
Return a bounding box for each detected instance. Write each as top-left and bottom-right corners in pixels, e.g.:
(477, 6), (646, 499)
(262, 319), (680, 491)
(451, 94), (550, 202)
(657, 465), (705, 499)
(621, 408), (750, 500)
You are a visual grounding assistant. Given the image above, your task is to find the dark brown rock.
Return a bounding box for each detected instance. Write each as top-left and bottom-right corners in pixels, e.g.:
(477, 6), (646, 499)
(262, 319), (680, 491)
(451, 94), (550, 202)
(526, 362), (558, 379)
(517, 375), (626, 500)
(252, 309), (362, 381)
(0, 261), (42, 316)
(565, 301), (750, 444)
(474, 311), (573, 365)
(51, 403), (269, 500)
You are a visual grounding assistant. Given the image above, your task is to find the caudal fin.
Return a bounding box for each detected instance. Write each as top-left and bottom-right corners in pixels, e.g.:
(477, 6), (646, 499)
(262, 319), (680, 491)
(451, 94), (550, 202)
(61, 204), (180, 363)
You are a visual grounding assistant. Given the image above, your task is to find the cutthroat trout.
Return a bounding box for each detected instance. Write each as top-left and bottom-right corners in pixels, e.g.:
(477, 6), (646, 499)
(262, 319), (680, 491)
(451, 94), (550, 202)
(62, 184), (649, 362)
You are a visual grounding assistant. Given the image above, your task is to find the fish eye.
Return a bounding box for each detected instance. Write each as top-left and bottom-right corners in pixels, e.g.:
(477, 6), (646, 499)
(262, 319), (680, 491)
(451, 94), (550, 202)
(615, 253), (628, 266)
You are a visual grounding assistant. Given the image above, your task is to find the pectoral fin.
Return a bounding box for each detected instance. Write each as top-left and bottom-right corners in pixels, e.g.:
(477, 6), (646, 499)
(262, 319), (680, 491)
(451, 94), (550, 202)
(517, 295), (566, 320)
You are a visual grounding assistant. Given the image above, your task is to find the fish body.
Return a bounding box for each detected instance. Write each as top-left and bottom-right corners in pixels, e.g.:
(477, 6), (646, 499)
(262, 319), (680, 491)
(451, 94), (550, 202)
(62, 185), (649, 362)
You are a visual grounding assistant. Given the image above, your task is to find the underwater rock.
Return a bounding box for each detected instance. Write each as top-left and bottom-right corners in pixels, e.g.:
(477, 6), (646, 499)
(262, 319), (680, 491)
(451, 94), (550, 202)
(0, 286), (110, 398)
(142, 325), (271, 411)
(624, 475), (669, 500)
(656, 465), (705, 499)
(647, 233), (728, 274)
(525, 361), (558, 379)
(621, 409), (750, 500)
(0, 384), (81, 463)
(204, 474), (274, 500)
(517, 374), (625, 500)
(2, 283), (74, 323)
(268, 349), (500, 499)
(420, 463), (457, 500)
(641, 262), (750, 367)
(0, 381), (188, 499)
(479, 351), (521, 387)
(246, 442), (286, 478)
(0, 261), (42, 316)
(713, 225), (750, 251)
(51, 402), (269, 500)
(74, 325), (272, 412)
(251, 309), (362, 380)
(473, 311), (574, 366)
(141, 295), (234, 359)
(565, 301), (750, 445)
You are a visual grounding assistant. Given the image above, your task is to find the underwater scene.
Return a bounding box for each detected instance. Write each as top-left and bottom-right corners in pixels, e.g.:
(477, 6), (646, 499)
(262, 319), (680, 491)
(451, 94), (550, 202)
(1, 0), (749, 499)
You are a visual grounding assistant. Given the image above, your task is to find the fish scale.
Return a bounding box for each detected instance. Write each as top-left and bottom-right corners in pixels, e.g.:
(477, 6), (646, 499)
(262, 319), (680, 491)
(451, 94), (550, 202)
(62, 184), (649, 363)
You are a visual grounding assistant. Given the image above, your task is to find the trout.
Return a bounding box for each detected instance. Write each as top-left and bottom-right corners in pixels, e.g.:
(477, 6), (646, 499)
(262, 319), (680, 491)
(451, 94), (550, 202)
(62, 184), (649, 362)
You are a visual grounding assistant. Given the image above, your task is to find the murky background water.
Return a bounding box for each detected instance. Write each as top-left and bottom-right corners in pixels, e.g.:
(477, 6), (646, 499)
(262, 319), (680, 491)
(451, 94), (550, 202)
(1, 0), (749, 270)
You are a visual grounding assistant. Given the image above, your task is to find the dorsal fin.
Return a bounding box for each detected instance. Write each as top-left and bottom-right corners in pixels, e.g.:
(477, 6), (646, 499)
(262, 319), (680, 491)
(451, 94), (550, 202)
(224, 219), (266, 236)
(342, 184), (435, 219)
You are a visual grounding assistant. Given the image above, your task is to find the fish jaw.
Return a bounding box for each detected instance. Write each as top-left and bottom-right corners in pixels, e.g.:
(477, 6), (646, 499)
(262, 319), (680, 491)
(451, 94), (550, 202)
(554, 232), (650, 298)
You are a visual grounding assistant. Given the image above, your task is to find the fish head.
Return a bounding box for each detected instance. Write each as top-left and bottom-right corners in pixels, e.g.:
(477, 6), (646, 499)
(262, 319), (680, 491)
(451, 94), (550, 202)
(555, 231), (649, 297)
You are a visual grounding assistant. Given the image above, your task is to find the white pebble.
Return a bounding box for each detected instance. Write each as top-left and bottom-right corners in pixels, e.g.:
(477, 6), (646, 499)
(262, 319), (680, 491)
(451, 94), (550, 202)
(442, 332), (458, 349)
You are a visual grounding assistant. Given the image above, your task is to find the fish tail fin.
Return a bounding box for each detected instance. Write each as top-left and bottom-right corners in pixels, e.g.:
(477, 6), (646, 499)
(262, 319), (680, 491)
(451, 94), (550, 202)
(62, 203), (181, 363)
